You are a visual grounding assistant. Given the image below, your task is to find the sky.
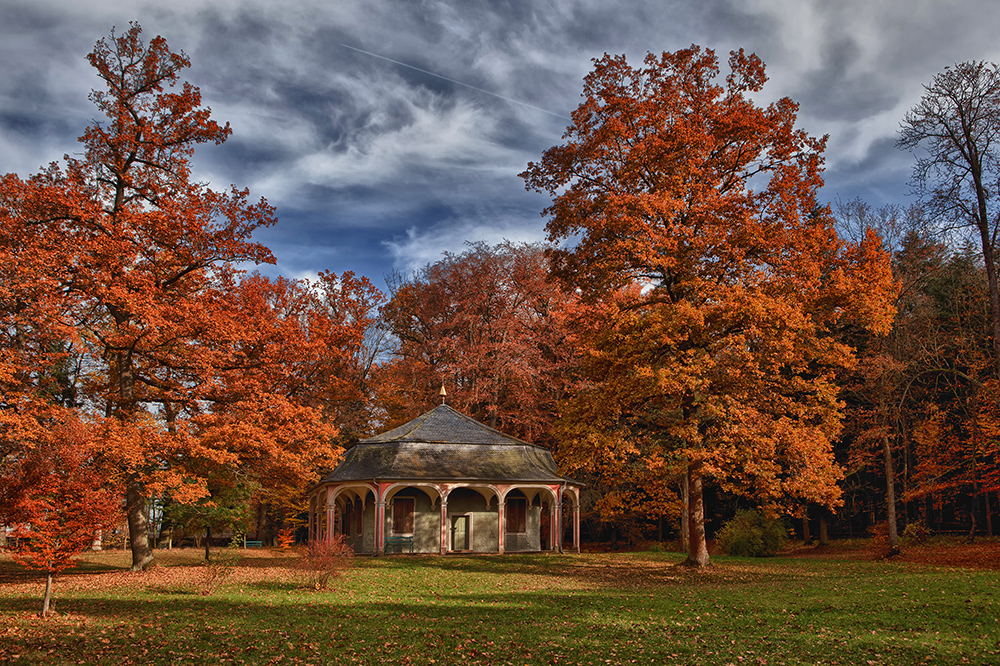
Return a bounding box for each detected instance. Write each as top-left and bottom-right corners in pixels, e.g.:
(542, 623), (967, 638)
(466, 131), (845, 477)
(3, 0), (1000, 290)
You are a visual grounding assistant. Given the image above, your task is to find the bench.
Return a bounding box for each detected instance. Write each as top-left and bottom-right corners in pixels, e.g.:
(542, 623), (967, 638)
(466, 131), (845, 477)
(384, 535), (414, 553)
(244, 540), (263, 549)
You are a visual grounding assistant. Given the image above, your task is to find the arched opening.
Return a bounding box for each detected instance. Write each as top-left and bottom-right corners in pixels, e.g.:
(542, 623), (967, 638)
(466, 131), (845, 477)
(445, 486), (498, 552)
(382, 485), (441, 554)
(561, 487), (581, 552)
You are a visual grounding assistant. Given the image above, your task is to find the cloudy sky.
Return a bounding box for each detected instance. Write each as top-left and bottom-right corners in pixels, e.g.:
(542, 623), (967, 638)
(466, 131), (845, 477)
(3, 0), (1000, 288)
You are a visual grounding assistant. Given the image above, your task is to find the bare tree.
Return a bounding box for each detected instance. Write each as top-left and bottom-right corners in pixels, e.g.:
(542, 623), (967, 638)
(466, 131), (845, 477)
(898, 61), (1000, 380)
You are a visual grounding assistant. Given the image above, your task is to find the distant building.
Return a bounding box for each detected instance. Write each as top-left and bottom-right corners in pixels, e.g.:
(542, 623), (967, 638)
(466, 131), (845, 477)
(308, 404), (582, 554)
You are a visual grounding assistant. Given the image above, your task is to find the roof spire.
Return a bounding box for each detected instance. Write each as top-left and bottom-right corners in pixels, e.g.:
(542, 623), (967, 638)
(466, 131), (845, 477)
(438, 383), (447, 405)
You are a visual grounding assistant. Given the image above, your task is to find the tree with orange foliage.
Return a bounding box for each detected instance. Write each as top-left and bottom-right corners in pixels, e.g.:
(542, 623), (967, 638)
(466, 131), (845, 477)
(183, 271), (381, 535)
(378, 241), (583, 448)
(0, 24), (345, 571)
(522, 47), (897, 566)
(0, 414), (121, 616)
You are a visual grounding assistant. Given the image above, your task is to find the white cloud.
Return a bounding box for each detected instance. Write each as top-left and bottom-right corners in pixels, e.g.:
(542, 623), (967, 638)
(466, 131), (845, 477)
(385, 213), (548, 276)
(7, 0), (1000, 280)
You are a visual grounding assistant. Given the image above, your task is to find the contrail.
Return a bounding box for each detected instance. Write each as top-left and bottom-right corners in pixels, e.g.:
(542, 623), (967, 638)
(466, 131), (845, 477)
(339, 43), (571, 121)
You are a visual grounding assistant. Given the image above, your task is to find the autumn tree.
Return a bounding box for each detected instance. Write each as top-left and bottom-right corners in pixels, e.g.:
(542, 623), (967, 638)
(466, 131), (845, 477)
(0, 415), (121, 616)
(189, 271), (381, 539)
(899, 61), (1000, 381)
(522, 47), (896, 566)
(835, 200), (934, 553)
(0, 24), (342, 571)
(378, 241), (583, 448)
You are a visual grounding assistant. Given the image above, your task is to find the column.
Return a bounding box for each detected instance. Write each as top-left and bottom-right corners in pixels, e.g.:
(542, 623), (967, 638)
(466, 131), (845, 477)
(439, 496), (449, 555)
(549, 498), (558, 552)
(376, 499), (386, 555)
(497, 499), (506, 554)
(555, 497), (563, 554)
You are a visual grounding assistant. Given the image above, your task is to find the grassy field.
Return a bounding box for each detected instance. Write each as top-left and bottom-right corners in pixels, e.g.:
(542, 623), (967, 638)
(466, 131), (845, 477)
(1, 544), (998, 665)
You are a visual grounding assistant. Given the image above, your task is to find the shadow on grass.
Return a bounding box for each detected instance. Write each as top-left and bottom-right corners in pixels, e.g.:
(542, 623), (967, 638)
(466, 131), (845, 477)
(363, 550), (796, 592)
(3, 574), (987, 666)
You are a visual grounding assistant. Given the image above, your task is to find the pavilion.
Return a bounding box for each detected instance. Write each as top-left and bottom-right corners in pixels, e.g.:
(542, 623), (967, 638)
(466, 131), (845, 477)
(307, 404), (582, 554)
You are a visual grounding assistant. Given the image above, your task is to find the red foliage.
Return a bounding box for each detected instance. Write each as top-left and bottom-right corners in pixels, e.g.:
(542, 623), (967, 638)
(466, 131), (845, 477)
(378, 241), (584, 448)
(0, 414), (121, 615)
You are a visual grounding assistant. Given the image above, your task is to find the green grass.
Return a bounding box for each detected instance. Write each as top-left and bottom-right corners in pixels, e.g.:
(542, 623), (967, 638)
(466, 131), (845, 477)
(1, 548), (998, 665)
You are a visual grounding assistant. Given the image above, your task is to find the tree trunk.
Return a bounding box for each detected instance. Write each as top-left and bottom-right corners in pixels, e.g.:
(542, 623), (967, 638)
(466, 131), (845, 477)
(802, 509), (811, 544)
(819, 514), (829, 546)
(256, 501), (268, 546)
(968, 487), (978, 543)
(883, 435), (900, 555)
(40, 570), (52, 617)
(126, 475), (154, 571)
(682, 463), (709, 567)
(680, 470), (690, 554)
(975, 214), (1000, 382)
(984, 492), (993, 537)
(205, 526), (211, 561)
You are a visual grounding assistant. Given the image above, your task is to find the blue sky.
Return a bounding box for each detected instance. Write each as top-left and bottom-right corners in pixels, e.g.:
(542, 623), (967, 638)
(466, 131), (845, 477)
(3, 0), (1000, 290)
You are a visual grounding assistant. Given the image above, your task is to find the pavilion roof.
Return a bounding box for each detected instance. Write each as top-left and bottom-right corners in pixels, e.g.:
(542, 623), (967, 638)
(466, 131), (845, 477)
(318, 405), (580, 486)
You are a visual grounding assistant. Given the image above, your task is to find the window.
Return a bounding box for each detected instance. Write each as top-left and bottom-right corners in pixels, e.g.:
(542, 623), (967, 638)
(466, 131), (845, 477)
(392, 497), (414, 534)
(506, 497), (527, 534)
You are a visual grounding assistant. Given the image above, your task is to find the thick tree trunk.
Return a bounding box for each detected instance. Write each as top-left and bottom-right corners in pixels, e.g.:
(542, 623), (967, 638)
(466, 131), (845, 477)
(126, 475), (154, 571)
(257, 501), (268, 545)
(802, 509), (811, 544)
(883, 435), (900, 555)
(680, 471), (690, 554)
(682, 463), (709, 567)
(41, 570), (52, 617)
(819, 514), (829, 546)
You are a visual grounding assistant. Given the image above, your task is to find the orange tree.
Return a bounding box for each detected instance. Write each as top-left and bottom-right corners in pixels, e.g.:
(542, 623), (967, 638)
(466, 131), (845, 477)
(0, 413), (121, 617)
(183, 271), (381, 535)
(521, 46), (896, 565)
(0, 25), (344, 570)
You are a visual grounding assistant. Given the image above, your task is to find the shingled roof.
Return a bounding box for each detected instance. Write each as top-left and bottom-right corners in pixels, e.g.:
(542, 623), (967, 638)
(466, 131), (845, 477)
(320, 404), (579, 485)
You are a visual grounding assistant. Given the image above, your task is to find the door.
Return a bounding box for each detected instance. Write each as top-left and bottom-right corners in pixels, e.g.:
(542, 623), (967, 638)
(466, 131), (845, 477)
(451, 515), (469, 551)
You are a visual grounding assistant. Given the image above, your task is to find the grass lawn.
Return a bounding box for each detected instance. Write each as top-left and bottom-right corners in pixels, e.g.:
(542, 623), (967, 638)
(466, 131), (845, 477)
(1, 544), (998, 665)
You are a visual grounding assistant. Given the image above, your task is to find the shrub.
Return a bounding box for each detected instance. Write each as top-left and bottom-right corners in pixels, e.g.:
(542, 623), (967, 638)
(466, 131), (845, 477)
(200, 540), (241, 595)
(902, 520), (932, 544)
(299, 535), (354, 589)
(277, 527), (296, 549)
(717, 509), (787, 557)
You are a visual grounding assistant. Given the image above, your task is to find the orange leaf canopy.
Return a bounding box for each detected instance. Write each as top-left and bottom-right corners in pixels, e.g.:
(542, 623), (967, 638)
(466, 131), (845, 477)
(522, 46), (897, 513)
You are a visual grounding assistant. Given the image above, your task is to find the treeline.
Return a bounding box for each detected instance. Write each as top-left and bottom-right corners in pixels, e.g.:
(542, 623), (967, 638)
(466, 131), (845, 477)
(2, 25), (998, 577)
(835, 200), (1000, 547)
